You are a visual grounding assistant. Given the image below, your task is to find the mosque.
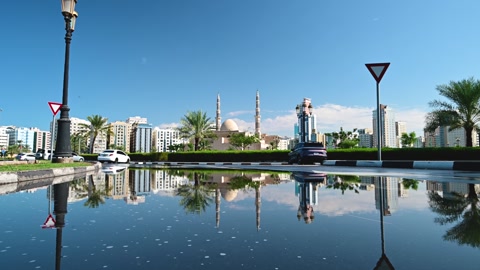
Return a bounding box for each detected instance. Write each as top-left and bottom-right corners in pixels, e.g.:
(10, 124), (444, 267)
(210, 91), (278, 150)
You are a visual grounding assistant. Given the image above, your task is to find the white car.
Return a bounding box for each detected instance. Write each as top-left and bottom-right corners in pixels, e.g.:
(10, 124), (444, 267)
(16, 153), (36, 161)
(97, 150), (130, 163)
(72, 152), (85, 162)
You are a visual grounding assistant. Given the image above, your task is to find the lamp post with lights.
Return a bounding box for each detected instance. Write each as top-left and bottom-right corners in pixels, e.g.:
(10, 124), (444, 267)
(53, 0), (78, 163)
(296, 102), (313, 143)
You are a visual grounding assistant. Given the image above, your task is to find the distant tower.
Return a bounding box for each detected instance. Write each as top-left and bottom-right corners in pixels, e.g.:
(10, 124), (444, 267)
(216, 94), (221, 131)
(255, 90), (261, 137)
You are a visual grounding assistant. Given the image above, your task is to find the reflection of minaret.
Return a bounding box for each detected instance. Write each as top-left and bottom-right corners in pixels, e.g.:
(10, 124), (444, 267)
(53, 182), (70, 270)
(255, 185), (261, 231)
(216, 94), (221, 131)
(215, 188), (221, 228)
(255, 90), (261, 137)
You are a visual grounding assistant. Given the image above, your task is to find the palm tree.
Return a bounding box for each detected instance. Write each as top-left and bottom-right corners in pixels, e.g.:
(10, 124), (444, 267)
(178, 111), (216, 151)
(425, 77), (480, 147)
(79, 115), (112, 153)
(400, 132), (417, 147)
(428, 184), (480, 247)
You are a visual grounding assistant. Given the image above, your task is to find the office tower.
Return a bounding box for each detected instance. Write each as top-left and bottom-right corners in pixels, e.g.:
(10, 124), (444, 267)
(372, 104), (397, 148)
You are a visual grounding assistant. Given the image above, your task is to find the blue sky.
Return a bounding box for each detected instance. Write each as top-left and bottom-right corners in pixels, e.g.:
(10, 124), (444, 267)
(1, 0), (479, 137)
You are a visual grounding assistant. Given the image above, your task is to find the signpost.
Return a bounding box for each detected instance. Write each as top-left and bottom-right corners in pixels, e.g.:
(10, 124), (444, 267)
(48, 102), (62, 161)
(365, 63), (390, 161)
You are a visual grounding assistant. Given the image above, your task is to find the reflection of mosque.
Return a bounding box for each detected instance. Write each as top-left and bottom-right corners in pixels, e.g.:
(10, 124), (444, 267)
(208, 172), (278, 231)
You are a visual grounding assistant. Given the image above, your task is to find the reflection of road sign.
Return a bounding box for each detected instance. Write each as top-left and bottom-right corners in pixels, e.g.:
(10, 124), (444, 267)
(365, 63), (390, 83)
(42, 214), (56, 229)
(48, 102), (62, 116)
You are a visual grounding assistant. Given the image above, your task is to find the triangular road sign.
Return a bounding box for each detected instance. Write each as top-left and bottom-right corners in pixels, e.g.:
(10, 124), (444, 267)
(365, 63), (390, 83)
(48, 102), (62, 116)
(42, 214), (56, 229)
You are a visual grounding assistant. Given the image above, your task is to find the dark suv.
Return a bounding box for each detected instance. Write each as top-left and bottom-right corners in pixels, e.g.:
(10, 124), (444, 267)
(288, 142), (327, 165)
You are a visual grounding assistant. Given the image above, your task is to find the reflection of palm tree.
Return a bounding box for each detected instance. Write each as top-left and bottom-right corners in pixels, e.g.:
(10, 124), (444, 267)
(428, 183), (480, 247)
(327, 175), (360, 195)
(83, 175), (112, 208)
(402, 179), (419, 190)
(176, 172), (214, 214)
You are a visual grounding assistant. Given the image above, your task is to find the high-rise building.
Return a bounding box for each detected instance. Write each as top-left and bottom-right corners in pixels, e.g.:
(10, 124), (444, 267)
(31, 128), (51, 152)
(372, 104), (397, 148)
(131, 123), (153, 153)
(255, 90), (261, 137)
(6, 127), (36, 151)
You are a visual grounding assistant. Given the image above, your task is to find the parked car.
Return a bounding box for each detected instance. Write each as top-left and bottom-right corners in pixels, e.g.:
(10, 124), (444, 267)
(16, 153), (36, 161)
(97, 149), (130, 163)
(288, 142), (327, 165)
(35, 149), (53, 160)
(72, 152), (84, 162)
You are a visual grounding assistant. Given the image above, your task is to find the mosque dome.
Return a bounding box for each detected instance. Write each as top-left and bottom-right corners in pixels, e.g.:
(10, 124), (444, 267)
(220, 119), (239, 132)
(220, 188), (238, 202)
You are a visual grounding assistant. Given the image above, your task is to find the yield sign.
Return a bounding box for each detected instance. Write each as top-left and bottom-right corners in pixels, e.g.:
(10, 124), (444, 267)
(48, 102), (62, 116)
(365, 63), (390, 83)
(42, 214), (56, 229)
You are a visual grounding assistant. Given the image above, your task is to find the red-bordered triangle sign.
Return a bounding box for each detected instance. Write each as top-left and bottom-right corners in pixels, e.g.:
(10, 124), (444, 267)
(48, 102), (62, 116)
(41, 214), (56, 229)
(365, 63), (390, 83)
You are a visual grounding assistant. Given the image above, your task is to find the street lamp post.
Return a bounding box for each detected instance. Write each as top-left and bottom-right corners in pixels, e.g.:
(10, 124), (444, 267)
(295, 102), (313, 143)
(54, 0), (78, 163)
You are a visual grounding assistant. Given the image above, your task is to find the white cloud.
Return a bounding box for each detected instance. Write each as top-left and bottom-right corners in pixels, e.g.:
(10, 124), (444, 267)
(229, 104), (427, 137)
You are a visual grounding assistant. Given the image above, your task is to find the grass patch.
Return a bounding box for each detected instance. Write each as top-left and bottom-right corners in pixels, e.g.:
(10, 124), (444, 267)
(0, 161), (93, 172)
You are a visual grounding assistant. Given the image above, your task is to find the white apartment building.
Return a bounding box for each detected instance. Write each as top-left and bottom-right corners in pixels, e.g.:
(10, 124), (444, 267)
(357, 128), (373, 148)
(109, 121), (130, 151)
(0, 127), (9, 149)
(372, 105), (397, 148)
(152, 127), (185, 152)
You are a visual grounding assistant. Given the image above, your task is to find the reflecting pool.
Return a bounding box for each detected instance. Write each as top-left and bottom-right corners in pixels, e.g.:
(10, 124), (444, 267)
(1, 167), (480, 269)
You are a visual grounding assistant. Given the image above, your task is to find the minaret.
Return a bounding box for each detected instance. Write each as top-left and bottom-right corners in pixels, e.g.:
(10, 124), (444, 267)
(216, 94), (221, 131)
(255, 90), (261, 136)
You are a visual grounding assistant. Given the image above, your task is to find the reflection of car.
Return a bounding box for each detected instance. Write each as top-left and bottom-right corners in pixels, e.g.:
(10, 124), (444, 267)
(101, 164), (128, 175)
(97, 149), (130, 163)
(292, 172), (327, 183)
(288, 142), (327, 165)
(72, 152), (84, 162)
(16, 153), (36, 161)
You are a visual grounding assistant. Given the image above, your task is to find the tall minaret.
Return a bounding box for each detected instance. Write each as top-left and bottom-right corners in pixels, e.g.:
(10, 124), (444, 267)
(255, 90), (261, 136)
(216, 94), (221, 131)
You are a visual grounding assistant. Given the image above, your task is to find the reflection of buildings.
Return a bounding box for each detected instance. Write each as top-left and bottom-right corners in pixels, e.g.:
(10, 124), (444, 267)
(375, 177), (400, 216)
(151, 170), (189, 192)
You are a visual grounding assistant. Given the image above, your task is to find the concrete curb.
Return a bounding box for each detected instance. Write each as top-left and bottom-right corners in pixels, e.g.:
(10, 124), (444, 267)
(129, 160), (480, 171)
(323, 160), (480, 171)
(0, 162), (102, 185)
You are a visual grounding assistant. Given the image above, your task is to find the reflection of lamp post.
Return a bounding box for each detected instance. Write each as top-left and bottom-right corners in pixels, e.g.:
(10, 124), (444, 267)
(53, 182), (70, 270)
(54, 0), (78, 163)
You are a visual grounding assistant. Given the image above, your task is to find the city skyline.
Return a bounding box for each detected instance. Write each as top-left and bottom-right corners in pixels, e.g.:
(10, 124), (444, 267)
(2, 1), (479, 137)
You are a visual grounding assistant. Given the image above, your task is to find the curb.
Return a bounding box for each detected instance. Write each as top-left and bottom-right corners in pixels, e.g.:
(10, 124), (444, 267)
(0, 162), (102, 185)
(323, 160), (480, 171)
